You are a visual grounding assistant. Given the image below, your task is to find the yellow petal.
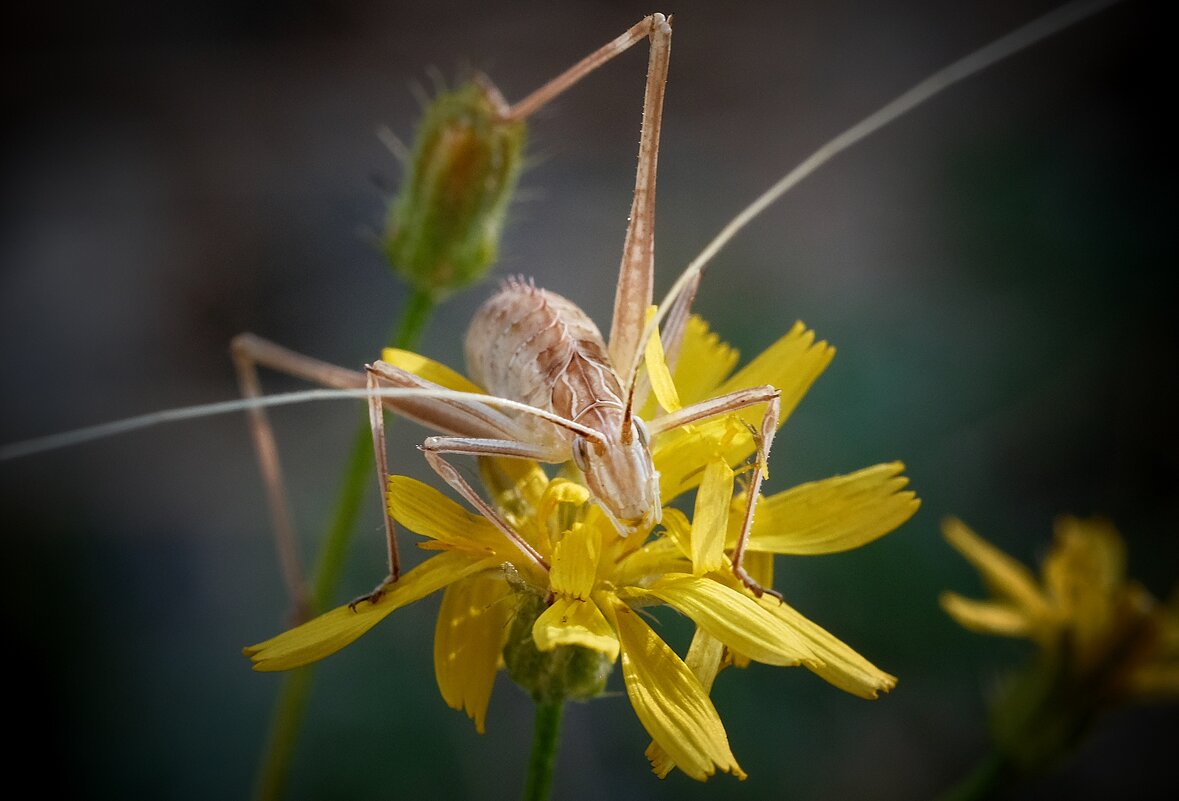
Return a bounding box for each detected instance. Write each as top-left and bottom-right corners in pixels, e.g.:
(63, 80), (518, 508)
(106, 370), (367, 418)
(683, 628), (727, 692)
(539, 478), (592, 510)
(653, 415), (754, 501)
(533, 596), (620, 660)
(1044, 516), (1124, 638)
(723, 551), (772, 669)
(939, 592), (1039, 639)
(245, 552), (497, 672)
(613, 521), (691, 588)
(478, 457), (550, 532)
(550, 523), (600, 600)
(647, 630), (727, 777)
(644, 307), (682, 413)
(652, 322), (832, 502)
(538, 478), (592, 557)
(380, 347), (483, 393)
(749, 463), (919, 554)
(659, 507), (692, 560)
(434, 574), (513, 734)
(387, 475), (502, 554)
(742, 551), (774, 591)
(673, 316), (740, 406)
(692, 460), (733, 576)
(943, 517), (1051, 620)
(626, 574), (816, 667)
(602, 595), (745, 781)
(713, 321), (834, 429)
(757, 594), (897, 699)
(1124, 588), (1179, 697)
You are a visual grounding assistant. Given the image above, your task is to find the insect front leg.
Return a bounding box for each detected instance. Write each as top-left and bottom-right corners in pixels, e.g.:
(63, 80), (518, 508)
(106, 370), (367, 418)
(230, 333), (368, 621)
(419, 436), (558, 575)
(648, 385), (783, 600)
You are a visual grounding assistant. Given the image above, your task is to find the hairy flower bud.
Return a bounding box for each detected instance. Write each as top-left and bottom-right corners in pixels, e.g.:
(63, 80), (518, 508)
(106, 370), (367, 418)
(384, 76), (526, 298)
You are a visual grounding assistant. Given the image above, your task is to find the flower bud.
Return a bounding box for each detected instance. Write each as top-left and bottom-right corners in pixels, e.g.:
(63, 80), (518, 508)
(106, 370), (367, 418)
(384, 76), (526, 298)
(503, 591), (613, 704)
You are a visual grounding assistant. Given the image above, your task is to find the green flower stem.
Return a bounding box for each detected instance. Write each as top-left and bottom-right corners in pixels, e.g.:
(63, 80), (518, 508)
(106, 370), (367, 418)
(388, 287), (437, 365)
(252, 287), (435, 801)
(522, 700), (565, 801)
(253, 668), (315, 801)
(934, 750), (1011, 801)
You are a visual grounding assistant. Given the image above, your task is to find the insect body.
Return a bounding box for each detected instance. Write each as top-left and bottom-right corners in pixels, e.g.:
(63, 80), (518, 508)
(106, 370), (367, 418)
(465, 279), (661, 533)
(352, 15), (789, 602)
(361, 7), (802, 603)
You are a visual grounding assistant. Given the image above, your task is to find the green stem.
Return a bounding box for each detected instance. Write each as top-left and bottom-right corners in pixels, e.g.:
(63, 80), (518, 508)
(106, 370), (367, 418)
(391, 287), (436, 353)
(934, 750), (1011, 801)
(252, 668), (315, 801)
(252, 287), (435, 801)
(522, 700), (565, 801)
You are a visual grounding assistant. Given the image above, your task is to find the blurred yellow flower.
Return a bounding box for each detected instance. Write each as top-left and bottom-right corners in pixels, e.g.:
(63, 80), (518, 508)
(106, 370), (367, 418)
(941, 516), (1179, 768)
(245, 316), (919, 780)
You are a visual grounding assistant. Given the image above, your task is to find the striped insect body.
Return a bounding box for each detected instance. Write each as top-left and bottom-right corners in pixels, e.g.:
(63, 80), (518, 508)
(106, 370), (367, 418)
(466, 278), (661, 534)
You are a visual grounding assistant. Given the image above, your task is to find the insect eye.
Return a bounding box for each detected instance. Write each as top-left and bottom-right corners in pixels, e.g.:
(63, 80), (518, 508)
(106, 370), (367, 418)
(572, 437), (590, 472)
(633, 418), (650, 448)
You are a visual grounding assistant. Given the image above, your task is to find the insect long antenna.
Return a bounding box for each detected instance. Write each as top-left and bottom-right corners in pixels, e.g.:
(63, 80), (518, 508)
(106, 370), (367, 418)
(0, 388), (606, 461)
(622, 0), (1124, 397)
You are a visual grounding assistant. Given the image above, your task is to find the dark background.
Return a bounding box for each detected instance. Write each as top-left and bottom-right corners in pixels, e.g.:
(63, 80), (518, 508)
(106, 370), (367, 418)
(2, 1), (1174, 798)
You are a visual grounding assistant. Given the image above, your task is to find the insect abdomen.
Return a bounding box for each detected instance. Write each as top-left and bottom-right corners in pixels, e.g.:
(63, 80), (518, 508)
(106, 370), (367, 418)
(465, 279), (620, 419)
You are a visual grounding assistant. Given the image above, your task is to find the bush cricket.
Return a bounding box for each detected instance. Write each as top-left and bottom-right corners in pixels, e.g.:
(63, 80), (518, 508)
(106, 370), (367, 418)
(1, 1), (1135, 607)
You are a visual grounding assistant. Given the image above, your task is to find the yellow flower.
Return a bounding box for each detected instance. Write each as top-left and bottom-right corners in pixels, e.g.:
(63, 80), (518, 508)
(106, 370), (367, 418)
(941, 516), (1179, 768)
(245, 316), (919, 780)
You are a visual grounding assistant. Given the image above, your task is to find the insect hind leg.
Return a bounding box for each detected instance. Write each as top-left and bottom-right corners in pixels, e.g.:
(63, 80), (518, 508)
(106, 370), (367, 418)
(230, 333), (369, 622)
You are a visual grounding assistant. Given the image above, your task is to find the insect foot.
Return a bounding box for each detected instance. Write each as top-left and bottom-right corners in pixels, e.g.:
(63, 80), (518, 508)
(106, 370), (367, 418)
(348, 577), (394, 612)
(734, 566), (785, 603)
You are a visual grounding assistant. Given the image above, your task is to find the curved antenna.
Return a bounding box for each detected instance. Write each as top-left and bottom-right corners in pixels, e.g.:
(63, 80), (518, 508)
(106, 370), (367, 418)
(0, 387), (607, 461)
(623, 0), (1122, 394)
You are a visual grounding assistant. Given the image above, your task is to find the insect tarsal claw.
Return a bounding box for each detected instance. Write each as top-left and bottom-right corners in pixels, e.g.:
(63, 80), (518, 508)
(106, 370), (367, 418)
(347, 577), (394, 612)
(735, 566), (784, 604)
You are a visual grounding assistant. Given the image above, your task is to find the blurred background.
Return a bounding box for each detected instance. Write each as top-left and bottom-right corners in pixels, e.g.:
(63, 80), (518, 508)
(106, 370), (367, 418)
(2, 0), (1173, 798)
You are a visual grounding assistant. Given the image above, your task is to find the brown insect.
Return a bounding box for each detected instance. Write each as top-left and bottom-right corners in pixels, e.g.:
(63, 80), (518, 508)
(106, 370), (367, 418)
(229, 15), (786, 611)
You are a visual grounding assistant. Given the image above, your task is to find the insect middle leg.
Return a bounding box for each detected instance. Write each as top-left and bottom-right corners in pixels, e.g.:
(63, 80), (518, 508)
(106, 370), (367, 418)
(648, 384), (783, 599)
(419, 440), (552, 574)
